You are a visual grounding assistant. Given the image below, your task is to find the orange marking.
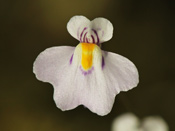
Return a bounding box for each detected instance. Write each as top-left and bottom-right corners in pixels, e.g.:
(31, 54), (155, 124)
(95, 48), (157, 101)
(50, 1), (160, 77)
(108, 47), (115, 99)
(81, 43), (95, 70)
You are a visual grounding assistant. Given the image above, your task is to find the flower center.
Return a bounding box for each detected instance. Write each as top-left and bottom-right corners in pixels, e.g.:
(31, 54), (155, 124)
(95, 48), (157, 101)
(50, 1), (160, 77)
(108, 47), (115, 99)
(71, 43), (103, 75)
(81, 43), (95, 70)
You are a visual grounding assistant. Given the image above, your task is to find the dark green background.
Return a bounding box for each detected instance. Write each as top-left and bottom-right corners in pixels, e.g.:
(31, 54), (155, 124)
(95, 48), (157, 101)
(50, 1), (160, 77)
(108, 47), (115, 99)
(1, 0), (175, 130)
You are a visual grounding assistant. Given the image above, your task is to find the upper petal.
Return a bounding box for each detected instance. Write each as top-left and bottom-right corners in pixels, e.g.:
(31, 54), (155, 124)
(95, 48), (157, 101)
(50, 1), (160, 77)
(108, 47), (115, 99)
(91, 17), (113, 43)
(67, 15), (113, 44)
(67, 16), (90, 41)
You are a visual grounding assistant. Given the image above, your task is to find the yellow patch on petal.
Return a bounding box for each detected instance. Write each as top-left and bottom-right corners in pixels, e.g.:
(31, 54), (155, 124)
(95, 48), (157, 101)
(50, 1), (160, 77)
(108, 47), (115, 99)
(81, 43), (95, 70)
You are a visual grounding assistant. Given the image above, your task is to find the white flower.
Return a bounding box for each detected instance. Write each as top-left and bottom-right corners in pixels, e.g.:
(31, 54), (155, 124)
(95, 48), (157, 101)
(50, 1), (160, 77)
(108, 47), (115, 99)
(111, 113), (169, 131)
(33, 16), (139, 116)
(142, 116), (169, 131)
(112, 113), (141, 131)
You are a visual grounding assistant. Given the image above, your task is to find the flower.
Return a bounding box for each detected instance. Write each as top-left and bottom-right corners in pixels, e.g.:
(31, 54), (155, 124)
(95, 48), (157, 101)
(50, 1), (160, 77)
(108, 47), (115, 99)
(33, 16), (139, 116)
(111, 113), (169, 131)
(112, 113), (140, 131)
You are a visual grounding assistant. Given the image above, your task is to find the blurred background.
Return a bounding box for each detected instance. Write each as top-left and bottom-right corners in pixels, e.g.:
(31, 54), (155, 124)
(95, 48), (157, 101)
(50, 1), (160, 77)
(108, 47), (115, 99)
(1, 0), (175, 130)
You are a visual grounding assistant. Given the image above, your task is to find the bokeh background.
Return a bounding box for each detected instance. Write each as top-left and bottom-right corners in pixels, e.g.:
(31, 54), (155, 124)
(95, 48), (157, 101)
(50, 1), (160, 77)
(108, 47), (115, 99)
(1, 0), (175, 130)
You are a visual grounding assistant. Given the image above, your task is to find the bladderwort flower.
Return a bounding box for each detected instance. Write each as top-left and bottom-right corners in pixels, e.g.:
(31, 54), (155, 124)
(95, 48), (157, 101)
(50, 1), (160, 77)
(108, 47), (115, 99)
(33, 15), (139, 116)
(111, 113), (169, 131)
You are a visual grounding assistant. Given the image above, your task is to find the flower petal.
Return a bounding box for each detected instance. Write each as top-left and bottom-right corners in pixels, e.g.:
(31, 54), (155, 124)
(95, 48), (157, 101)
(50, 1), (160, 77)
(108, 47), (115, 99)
(91, 17), (113, 43)
(33, 46), (75, 85)
(102, 51), (139, 94)
(67, 16), (113, 44)
(33, 44), (138, 116)
(33, 44), (114, 115)
(67, 16), (90, 41)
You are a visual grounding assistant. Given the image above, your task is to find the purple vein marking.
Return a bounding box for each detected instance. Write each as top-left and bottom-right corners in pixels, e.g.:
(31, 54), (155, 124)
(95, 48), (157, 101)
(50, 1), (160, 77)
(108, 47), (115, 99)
(80, 27), (87, 42)
(80, 66), (94, 76)
(91, 35), (95, 43)
(86, 38), (89, 43)
(70, 54), (73, 64)
(92, 29), (99, 44)
(83, 32), (87, 43)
